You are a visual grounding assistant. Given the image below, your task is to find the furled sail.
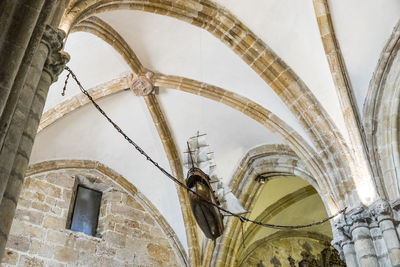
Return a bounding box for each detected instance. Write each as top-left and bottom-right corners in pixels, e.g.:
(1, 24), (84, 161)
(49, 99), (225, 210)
(183, 133), (247, 215)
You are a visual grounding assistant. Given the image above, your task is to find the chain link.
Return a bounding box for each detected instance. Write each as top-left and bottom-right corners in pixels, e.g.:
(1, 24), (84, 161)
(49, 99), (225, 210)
(63, 66), (347, 230)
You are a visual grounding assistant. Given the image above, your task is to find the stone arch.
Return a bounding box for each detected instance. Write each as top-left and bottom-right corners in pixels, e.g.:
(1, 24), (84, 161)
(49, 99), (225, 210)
(71, 16), (144, 74)
(364, 20), (400, 201)
(23, 159), (188, 266)
(208, 144), (337, 267)
(39, 76), (338, 208)
(66, 15), (341, 203)
(59, 0), (358, 204)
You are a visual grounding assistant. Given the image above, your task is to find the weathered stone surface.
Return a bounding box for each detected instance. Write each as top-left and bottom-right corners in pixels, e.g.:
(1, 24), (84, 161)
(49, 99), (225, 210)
(14, 209), (43, 225)
(28, 179), (61, 199)
(18, 255), (44, 267)
(1, 249), (18, 265)
(54, 246), (78, 263)
(5, 235), (30, 252)
(147, 243), (170, 262)
(43, 215), (65, 230)
(2, 166), (183, 266)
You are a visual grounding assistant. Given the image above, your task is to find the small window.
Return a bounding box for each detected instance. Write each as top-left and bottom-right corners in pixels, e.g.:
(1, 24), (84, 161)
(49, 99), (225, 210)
(69, 185), (102, 236)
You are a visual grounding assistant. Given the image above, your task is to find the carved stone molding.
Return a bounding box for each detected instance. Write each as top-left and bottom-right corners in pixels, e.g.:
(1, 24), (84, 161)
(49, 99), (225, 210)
(331, 206), (373, 249)
(332, 217), (351, 259)
(391, 198), (400, 222)
(41, 25), (70, 82)
(371, 199), (393, 222)
(392, 198), (400, 211)
(338, 206), (372, 235)
(129, 72), (154, 96)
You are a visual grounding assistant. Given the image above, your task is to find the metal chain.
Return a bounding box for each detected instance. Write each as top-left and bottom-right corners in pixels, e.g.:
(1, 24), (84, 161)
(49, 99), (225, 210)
(63, 66), (347, 230)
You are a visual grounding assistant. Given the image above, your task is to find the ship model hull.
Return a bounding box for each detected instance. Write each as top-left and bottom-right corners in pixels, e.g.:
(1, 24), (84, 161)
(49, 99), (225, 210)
(186, 167), (224, 239)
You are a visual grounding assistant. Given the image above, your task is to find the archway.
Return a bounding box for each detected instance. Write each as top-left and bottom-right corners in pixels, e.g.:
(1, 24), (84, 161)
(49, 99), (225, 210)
(209, 144), (339, 267)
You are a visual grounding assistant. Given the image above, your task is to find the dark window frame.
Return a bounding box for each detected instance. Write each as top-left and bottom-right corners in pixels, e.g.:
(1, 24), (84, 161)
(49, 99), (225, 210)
(67, 185), (102, 237)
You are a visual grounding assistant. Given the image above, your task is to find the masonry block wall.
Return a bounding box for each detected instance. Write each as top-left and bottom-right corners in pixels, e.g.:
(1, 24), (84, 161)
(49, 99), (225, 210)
(0, 166), (183, 267)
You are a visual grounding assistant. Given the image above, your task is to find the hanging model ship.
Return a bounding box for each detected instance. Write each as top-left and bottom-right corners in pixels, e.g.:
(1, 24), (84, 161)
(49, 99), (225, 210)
(184, 132), (247, 239)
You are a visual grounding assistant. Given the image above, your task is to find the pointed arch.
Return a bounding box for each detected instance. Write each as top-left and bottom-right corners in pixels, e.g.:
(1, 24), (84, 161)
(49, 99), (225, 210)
(208, 144), (336, 267)
(364, 20), (400, 200)
(60, 0), (359, 204)
(26, 159), (189, 266)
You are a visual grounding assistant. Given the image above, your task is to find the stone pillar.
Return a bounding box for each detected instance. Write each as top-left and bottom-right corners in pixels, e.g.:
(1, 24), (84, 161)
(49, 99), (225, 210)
(0, 0), (57, 151)
(369, 221), (391, 266)
(342, 240), (358, 267)
(372, 200), (400, 266)
(348, 207), (379, 267)
(0, 0), (60, 205)
(332, 217), (358, 266)
(391, 199), (400, 243)
(0, 0), (46, 115)
(0, 25), (69, 261)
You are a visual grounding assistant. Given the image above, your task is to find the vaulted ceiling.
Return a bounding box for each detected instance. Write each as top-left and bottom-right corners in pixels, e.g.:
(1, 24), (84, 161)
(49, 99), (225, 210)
(30, 0), (400, 263)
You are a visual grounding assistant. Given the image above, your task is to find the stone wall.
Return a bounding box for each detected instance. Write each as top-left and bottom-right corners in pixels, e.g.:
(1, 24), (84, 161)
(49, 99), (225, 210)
(1, 163), (186, 266)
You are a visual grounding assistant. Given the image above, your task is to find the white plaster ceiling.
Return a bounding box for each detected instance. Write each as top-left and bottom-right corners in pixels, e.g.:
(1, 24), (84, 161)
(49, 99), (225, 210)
(157, 88), (285, 183)
(329, 0), (400, 115)
(35, 0), (400, 255)
(33, 91), (188, 250)
(97, 10), (314, 147)
(213, 0), (349, 144)
(44, 32), (130, 112)
(32, 87), (285, 251)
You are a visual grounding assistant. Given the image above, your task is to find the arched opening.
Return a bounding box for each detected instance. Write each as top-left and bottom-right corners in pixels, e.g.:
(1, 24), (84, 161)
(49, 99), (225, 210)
(236, 176), (341, 266)
(364, 20), (400, 201)
(209, 145), (342, 267)
(1, 160), (188, 266)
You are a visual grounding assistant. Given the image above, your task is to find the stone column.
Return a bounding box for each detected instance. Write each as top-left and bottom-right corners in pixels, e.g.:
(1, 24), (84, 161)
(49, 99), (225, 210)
(0, 1), (18, 45)
(0, 24), (67, 207)
(0, 0), (60, 204)
(391, 199), (400, 242)
(0, 0), (57, 150)
(348, 207), (379, 267)
(371, 199), (400, 266)
(369, 220), (391, 266)
(0, 25), (69, 261)
(0, 0), (46, 115)
(332, 217), (358, 266)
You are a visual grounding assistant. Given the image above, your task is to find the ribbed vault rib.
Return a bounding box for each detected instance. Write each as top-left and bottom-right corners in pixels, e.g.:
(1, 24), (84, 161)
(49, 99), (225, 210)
(69, 18), (201, 266)
(143, 94), (201, 266)
(39, 76), (128, 132)
(243, 185), (317, 243)
(26, 159), (189, 267)
(313, 0), (374, 197)
(153, 74), (338, 206)
(71, 16), (144, 74)
(39, 73), (338, 208)
(364, 20), (400, 200)
(60, 0), (360, 204)
(211, 144), (325, 267)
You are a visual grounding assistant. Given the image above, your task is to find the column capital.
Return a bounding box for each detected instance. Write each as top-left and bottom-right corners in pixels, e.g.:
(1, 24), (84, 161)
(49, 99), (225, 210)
(331, 216), (352, 260)
(392, 198), (400, 211)
(371, 199), (393, 223)
(41, 25), (70, 82)
(347, 206), (371, 225)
